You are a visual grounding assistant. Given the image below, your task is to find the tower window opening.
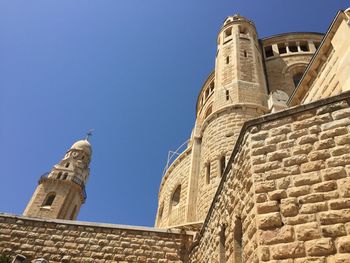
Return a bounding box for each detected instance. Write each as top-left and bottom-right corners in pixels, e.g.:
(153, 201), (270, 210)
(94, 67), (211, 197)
(224, 28), (232, 38)
(205, 105), (213, 118)
(57, 172), (62, 180)
(314, 42), (321, 49)
(243, 50), (247, 57)
(239, 26), (247, 34)
(206, 162), (211, 184)
(82, 156), (85, 160)
(226, 90), (230, 101)
(293, 72), (304, 87)
(289, 42), (298, 52)
(220, 156), (226, 177)
(210, 82), (214, 92)
(300, 42), (309, 52)
(278, 43), (287, 54)
(171, 185), (181, 206)
(219, 225), (226, 263)
(63, 173), (68, 180)
(233, 217), (243, 263)
(205, 88), (210, 98)
(226, 56), (230, 64)
(42, 193), (56, 207)
(65, 162), (70, 168)
(264, 46), (274, 58)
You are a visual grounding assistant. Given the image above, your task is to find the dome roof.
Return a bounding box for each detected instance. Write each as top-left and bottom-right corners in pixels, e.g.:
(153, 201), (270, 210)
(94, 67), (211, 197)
(70, 140), (92, 155)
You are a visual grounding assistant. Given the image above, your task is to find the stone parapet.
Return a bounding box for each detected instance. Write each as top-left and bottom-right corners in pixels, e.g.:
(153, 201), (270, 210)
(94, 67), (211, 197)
(0, 213), (194, 263)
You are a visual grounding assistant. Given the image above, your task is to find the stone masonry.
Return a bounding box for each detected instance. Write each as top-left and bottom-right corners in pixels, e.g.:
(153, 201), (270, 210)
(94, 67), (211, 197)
(189, 92), (350, 262)
(0, 213), (193, 263)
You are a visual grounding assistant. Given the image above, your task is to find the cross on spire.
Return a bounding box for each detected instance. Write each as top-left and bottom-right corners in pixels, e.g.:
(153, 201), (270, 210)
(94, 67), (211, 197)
(85, 129), (94, 141)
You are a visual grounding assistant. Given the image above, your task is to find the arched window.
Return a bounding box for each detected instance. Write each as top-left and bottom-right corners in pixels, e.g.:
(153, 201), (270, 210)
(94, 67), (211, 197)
(171, 185), (181, 207)
(206, 162), (211, 184)
(224, 28), (232, 38)
(70, 205), (77, 220)
(293, 72), (304, 87)
(233, 217), (243, 263)
(65, 162), (70, 168)
(205, 105), (213, 118)
(57, 172), (62, 180)
(42, 193), (56, 207)
(239, 26), (247, 34)
(62, 173), (68, 180)
(220, 155), (226, 177)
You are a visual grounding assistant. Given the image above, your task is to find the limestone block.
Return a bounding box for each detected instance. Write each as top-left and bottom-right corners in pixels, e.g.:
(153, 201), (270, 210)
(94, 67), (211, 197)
(332, 108), (350, 120)
(305, 238), (335, 256)
(294, 257), (325, 263)
(319, 209), (350, 224)
(312, 181), (337, 192)
(308, 150), (331, 161)
(298, 135), (319, 145)
(284, 155), (308, 167)
(258, 225), (294, 245)
(314, 138), (336, 150)
(295, 222), (321, 241)
(337, 236), (350, 253)
(280, 198), (299, 217)
(301, 161), (325, 173)
(288, 186), (311, 197)
(293, 172), (321, 187)
(257, 201), (280, 214)
(338, 178), (350, 197)
(321, 224), (346, 237)
(270, 241), (305, 259)
(334, 254), (350, 263)
(320, 127), (348, 140)
(255, 181), (276, 193)
(335, 134), (350, 145)
(257, 212), (283, 229)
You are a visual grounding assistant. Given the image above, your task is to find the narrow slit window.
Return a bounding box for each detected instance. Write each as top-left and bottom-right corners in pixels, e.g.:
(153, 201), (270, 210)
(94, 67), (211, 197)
(210, 82), (214, 93)
(206, 162), (211, 184)
(57, 172), (62, 180)
(243, 50), (247, 57)
(205, 88), (210, 98)
(226, 90), (230, 101)
(63, 173), (68, 180)
(65, 162), (70, 168)
(226, 56), (230, 64)
(220, 156), (226, 176)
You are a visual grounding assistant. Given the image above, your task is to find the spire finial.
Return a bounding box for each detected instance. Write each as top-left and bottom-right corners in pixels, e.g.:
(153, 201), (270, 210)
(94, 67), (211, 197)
(85, 129), (94, 141)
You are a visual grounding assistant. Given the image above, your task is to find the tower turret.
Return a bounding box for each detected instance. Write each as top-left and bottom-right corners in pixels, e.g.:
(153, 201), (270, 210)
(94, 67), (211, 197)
(23, 139), (92, 220)
(214, 14), (268, 109)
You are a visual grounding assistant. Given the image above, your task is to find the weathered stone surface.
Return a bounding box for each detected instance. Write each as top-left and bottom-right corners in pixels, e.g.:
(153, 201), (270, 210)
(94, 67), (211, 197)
(270, 242), (305, 259)
(305, 238), (335, 256)
(257, 213), (283, 229)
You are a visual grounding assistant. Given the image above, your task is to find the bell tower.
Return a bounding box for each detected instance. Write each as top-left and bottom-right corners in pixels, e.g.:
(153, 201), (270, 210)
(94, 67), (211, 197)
(23, 139), (92, 220)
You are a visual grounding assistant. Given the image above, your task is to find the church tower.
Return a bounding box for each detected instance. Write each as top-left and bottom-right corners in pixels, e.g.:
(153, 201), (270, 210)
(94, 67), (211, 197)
(23, 139), (92, 220)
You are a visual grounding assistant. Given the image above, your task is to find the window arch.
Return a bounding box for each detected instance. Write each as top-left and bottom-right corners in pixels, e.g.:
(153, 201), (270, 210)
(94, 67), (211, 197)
(42, 193), (56, 207)
(293, 72), (304, 87)
(57, 172), (62, 180)
(65, 162), (70, 168)
(171, 185), (181, 207)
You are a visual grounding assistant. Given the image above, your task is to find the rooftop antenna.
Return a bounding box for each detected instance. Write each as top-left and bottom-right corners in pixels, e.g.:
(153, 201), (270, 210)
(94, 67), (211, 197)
(85, 129), (94, 141)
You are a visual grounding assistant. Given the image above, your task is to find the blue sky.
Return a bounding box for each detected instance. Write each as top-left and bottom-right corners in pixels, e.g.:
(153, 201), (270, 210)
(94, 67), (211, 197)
(0, 0), (349, 227)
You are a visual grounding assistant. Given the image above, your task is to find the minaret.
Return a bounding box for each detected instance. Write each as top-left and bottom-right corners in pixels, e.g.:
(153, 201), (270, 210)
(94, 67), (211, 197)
(23, 138), (92, 220)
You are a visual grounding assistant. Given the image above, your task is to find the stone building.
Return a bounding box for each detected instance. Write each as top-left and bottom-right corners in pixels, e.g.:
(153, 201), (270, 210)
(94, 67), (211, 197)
(1, 6), (350, 263)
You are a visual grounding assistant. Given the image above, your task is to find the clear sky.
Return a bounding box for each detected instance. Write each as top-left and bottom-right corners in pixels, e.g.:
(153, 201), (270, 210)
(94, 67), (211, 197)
(0, 0), (349, 227)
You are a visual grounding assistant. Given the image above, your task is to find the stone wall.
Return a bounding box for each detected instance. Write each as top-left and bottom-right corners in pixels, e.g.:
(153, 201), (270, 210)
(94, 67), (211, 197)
(0, 213), (193, 263)
(156, 149), (192, 228)
(190, 92), (350, 262)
